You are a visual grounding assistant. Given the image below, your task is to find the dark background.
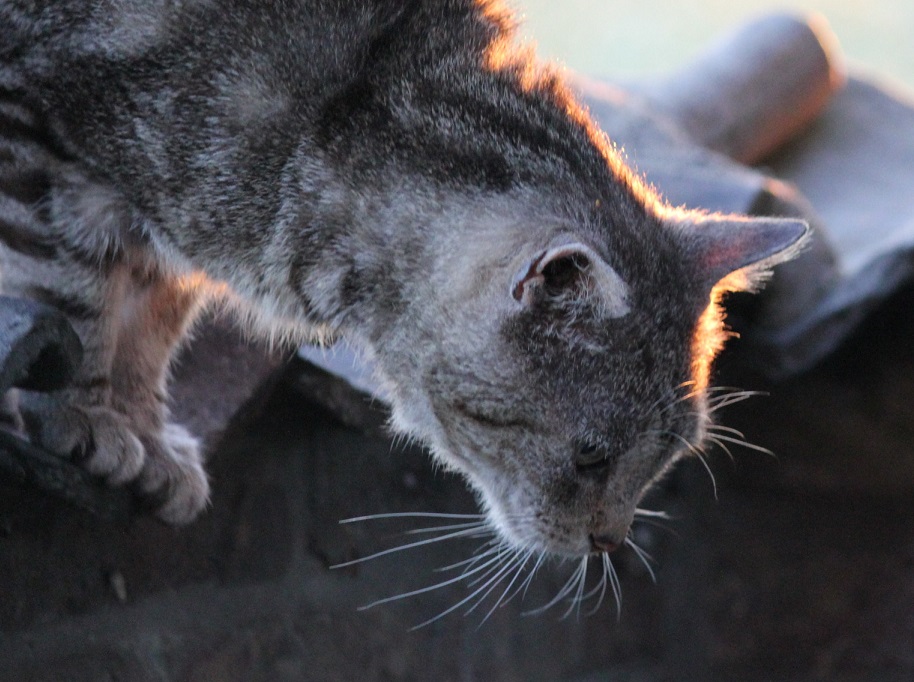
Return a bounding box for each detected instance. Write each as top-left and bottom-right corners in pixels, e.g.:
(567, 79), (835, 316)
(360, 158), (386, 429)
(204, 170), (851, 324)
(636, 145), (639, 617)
(1, 283), (913, 682)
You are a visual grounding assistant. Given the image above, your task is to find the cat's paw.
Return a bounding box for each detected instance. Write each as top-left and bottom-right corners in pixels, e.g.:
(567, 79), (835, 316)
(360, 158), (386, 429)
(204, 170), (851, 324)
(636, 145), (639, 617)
(22, 396), (146, 484)
(136, 423), (210, 525)
(23, 393), (208, 524)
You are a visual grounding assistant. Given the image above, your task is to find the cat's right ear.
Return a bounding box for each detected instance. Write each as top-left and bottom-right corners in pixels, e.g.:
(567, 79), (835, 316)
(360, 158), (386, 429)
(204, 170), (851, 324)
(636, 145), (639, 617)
(511, 242), (630, 317)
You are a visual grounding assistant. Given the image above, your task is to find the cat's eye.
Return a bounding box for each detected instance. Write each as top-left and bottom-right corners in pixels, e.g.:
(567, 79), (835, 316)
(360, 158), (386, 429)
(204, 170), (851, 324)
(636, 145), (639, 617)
(574, 440), (609, 471)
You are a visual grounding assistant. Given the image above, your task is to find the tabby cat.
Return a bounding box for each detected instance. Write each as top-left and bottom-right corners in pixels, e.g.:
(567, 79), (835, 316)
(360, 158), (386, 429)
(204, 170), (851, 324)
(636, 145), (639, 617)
(0, 1), (805, 563)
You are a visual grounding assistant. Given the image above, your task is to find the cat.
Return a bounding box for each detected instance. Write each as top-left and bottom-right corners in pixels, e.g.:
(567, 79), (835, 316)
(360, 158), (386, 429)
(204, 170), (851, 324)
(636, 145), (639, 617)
(0, 0), (806, 560)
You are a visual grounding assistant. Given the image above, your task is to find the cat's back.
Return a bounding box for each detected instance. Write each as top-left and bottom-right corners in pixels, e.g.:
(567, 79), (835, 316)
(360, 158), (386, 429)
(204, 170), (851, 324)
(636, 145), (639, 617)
(0, 0), (502, 206)
(0, 0), (494, 109)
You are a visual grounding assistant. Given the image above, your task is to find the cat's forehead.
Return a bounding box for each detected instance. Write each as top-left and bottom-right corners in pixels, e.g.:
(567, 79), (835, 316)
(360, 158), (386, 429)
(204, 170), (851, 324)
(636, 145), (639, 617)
(498, 230), (701, 411)
(471, 183), (669, 252)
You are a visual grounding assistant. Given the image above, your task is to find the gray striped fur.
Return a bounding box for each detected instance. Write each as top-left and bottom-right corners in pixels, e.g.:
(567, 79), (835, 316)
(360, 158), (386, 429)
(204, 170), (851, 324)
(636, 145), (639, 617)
(0, 1), (805, 557)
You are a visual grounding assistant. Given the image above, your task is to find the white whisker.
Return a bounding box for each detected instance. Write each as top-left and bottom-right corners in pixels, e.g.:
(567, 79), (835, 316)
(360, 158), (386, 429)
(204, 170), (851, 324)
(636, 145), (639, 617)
(706, 390), (766, 412)
(633, 516), (675, 534)
(625, 537), (657, 583)
(409, 552), (521, 630)
(694, 449), (718, 499)
(434, 540), (502, 573)
(561, 557), (589, 621)
(478, 549), (536, 625)
(707, 433), (774, 456)
(339, 512), (485, 524)
(658, 429), (718, 499)
(704, 386), (760, 398)
(649, 380), (698, 416)
(466, 550), (529, 618)
(634, 508), (675, 537)
(606, 553), (622, 619)
(524, 558), (584, 617)
(705, 435), (735, 462)
(330, 527), (485, 569)
(403, 521), (490, 535)
(501, 551), (547, 606)
(706, 424), (748, 438)
(584, 556), (609, 617)
(465, 547), (515, 588)
(358, 547), (511, 610)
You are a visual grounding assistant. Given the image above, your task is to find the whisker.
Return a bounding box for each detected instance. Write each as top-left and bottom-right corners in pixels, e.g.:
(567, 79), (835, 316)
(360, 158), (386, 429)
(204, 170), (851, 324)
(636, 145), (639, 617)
(706, 424), (748, 438)
(409, 553), (521, 630)
(580, 564), (608, 603)
(478, 549), (537, 626)
(340, 512), (486, 524)
(503, 551), (547, 606)
(561, 557), (590, 621)
(434, 540), (502, 573)
(358, 547), (511, 610)
(633, 508), (674, 534)
(693, 449), (718, 500)
(632, 516), (674, 534)
(524, 558), (585, 617)
(653, 429), (701, 458)
(465, 546), (515, 588)
(706, 390), (767, 412)
(466, 549), (530, 618)
(403, 521), (490, 535)
(606, 554), (622, 619)
(625, 537), (657, 583)
(707, 433), (774, 457)
(705, 435), (735, 462)
(649, 380), (697, 416)
(584, 556), (609, 617)
(330, 527), (485, 569)
(659, 429), (718, 499)
(655, 384), (705, 416)
(704, 386), (761, 397)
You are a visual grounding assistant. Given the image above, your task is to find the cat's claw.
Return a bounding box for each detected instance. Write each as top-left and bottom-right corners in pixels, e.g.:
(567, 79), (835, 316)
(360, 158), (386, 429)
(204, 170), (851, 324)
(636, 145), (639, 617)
(81, 408), (147, 485)
(21, 399), (147, 485)
(137, 423), (210, 525)
(20, 395), (207, 524)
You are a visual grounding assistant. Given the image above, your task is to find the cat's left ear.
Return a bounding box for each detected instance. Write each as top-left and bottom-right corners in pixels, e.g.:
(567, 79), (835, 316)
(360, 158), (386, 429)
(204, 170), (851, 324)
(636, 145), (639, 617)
(511, 241), (630, 317)
(678, 214), (809, 290)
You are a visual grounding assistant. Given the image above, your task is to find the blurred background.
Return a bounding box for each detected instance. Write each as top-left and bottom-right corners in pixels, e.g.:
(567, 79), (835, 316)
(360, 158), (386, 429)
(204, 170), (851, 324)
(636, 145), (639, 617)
(516, 0), (914, 87)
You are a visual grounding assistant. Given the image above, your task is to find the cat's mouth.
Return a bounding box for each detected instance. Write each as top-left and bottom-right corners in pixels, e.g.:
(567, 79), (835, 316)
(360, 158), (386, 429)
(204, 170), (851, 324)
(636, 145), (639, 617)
(420, 398), (682, 559)
(461, 463), (641, 559)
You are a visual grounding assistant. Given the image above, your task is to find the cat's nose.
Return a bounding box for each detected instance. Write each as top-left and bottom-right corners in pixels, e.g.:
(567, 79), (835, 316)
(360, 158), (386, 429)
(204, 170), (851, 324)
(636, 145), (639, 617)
(589, 532), (622, 554)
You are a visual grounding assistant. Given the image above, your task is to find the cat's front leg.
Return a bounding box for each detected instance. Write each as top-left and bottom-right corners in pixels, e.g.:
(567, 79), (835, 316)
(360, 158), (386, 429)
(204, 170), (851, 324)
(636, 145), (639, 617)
(17, 268), (211, 522)
(107, 270), (211, 524)
(0, 159), (209, 522)
(2, 243), (152, 488)
(9, 255), (211, 522)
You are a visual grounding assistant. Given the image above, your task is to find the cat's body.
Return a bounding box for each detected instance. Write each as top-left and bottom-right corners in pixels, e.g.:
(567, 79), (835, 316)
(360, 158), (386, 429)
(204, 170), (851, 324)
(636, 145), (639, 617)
(0, 1), (805, 558)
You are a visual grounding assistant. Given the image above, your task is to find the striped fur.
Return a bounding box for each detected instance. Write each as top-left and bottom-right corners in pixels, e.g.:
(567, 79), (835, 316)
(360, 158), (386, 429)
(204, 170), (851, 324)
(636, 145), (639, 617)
(0, 1), (805, 556)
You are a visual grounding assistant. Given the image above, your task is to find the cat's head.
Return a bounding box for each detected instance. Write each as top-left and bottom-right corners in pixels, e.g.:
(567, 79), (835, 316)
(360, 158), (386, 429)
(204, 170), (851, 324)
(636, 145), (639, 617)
(374, 190), (807, 558)
(322, 3), (808, 558)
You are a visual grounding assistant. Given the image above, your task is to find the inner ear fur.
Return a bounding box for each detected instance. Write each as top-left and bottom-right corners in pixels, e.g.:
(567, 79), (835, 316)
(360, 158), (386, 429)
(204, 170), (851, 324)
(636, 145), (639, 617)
(511, 242), (630, 317)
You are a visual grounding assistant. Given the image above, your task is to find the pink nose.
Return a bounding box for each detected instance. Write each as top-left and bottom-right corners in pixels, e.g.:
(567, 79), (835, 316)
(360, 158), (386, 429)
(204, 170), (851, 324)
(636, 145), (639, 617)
(589, 533), (621, 554)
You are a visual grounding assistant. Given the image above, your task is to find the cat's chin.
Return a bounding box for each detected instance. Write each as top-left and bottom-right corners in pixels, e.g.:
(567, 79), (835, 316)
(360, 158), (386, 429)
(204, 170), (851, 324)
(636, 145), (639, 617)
(462, 468), (636, 559)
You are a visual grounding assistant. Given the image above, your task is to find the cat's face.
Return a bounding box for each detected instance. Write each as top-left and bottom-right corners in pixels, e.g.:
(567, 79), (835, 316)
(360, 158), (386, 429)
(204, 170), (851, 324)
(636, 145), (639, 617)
(380, 194), (806, 558)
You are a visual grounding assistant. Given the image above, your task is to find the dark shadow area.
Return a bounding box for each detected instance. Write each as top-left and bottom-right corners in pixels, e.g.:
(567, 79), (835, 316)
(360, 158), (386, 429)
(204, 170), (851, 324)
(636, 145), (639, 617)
(1, 285), (913, 681)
